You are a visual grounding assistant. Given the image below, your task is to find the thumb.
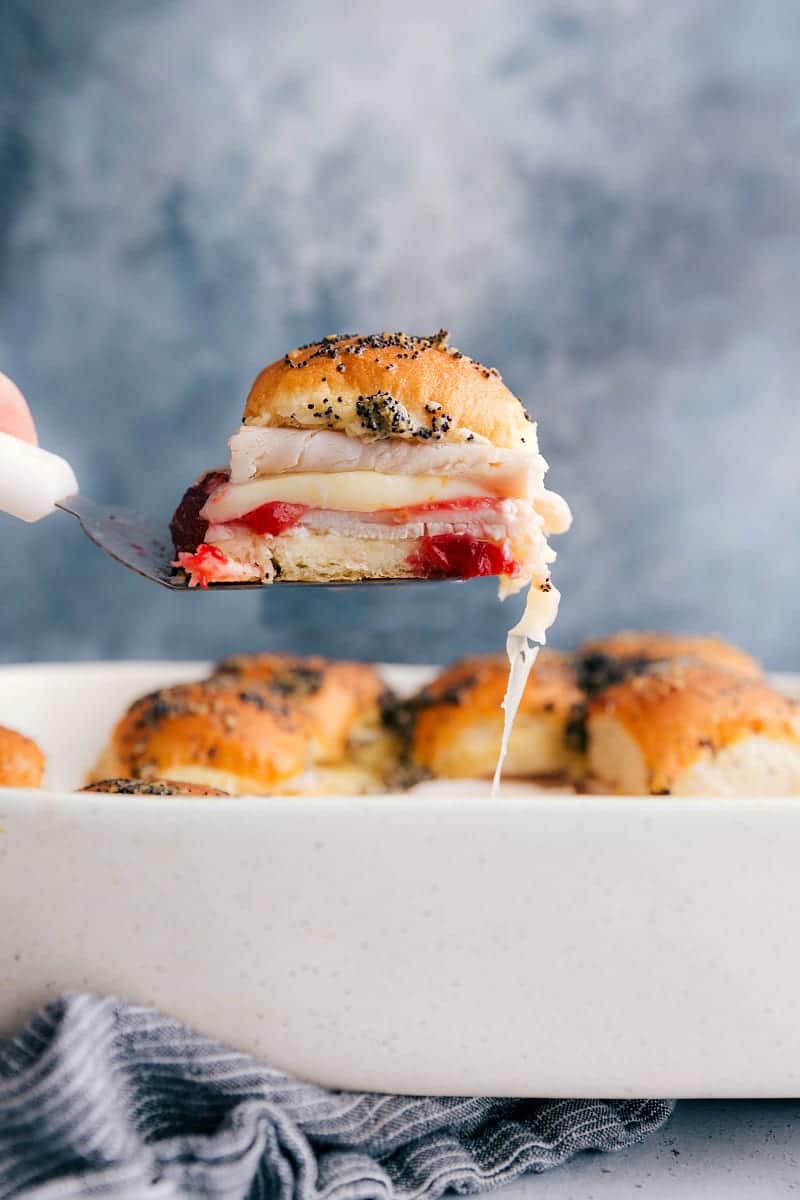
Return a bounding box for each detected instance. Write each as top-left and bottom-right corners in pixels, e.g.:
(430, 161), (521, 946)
(0, 373), (38, 444)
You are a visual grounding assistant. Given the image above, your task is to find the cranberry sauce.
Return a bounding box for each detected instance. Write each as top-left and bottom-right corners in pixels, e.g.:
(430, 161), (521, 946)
(170, 470), (229, 553)
(407, 533), (518, 580)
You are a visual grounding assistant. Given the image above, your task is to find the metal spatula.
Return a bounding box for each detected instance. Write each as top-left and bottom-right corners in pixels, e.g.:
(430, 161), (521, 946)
(0, 433), (416, 590)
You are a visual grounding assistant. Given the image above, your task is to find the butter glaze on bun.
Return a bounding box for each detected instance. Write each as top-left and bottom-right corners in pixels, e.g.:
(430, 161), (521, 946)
(410, 649), (584, 780)
(577, 630), (762, 696)
(212, 652), (389, 766)
(81, 778), (229, 796)
(243, 331), (535, 450)
(90, 659), (399, 796)
(0, 725), (45, 788)
(89, 679), (310, 796)
(587, 662), (800, 795)
(213, 652), (397, 789)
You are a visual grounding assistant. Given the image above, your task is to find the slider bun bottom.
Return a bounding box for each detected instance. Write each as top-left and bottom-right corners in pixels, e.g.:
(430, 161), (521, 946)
(89, 747), (386, 797)
(212, 529), (421, 583)
(586, 715), (648, 794)
(158, 763), (386, 796)
(87, 748), (251, 796)
(415, 711), (580, 780)
(588, 715), (800, 796)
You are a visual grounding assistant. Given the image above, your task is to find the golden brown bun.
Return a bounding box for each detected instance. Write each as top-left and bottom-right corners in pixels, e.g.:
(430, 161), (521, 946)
(91, 656), (400, 796)
(243, 332), (534, 449)
(0, 726), (45, 788)
(577, 630), (761, 694)
(410, 650), (584, 780)
(213, 652), (390, 766)
(81, 778), (229, 796)
(89, 679), (310, 796)
(587, 662), (800, 795)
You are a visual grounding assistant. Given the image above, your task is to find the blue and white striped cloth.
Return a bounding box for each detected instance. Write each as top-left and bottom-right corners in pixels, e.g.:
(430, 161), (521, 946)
(0, 994), (673, 1199)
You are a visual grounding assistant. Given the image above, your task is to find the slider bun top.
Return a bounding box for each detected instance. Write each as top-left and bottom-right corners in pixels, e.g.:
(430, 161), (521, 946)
(578, 630), (761, 693)
(0, 725), (45, 788)
(213, 652), (389, 766)
(243, 331), (535, 450)
(81, 778), (229, 796)
(587, 662), (800, 794)
(93, 679), (310, 795)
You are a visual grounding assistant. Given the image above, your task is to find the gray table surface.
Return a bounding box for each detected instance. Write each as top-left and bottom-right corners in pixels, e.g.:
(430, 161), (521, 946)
(497, 1102), (800, 1198)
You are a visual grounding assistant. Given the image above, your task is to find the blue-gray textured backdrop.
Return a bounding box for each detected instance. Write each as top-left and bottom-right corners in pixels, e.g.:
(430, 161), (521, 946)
(1, 0), (799, 666)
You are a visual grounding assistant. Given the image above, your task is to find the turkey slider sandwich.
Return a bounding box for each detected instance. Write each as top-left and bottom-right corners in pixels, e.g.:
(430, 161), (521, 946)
(171, 331), (571, 631)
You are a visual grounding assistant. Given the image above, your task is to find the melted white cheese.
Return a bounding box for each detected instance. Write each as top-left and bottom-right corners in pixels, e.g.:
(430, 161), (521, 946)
(511, 579), (563, 645)
(203, 471), (486, 521)
(491, 582), (562, 797)
(535, 489), (573, 536)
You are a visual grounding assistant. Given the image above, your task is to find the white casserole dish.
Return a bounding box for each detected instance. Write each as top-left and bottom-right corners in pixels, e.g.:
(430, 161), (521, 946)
(1, 660), (799, 1098)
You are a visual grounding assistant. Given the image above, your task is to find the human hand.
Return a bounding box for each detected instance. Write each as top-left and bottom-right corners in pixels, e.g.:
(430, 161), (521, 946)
(0, 373), (77, 522)
(0, 373), (37, 444)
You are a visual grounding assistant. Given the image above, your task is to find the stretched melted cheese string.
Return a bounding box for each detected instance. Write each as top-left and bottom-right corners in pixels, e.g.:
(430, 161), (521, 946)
(491, 582), (561, 797)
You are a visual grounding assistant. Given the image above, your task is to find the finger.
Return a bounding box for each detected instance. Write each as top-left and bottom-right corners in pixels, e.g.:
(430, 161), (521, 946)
(0, 372), (38, 444)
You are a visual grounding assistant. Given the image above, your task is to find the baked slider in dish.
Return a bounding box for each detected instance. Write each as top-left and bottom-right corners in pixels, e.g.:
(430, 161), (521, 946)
(562, 629), (764, 762)
(409, 650), (584, 781)
(89, 658), (398, 795)
(577, 630), (761, 696)
(88, 679), (309, 796)
(170, 331), (571, 624)
(0, 725), (45, 788)
(587, 662), (800, 795)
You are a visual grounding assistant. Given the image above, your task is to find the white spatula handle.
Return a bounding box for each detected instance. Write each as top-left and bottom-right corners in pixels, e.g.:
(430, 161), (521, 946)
(0, 432), (79, 523)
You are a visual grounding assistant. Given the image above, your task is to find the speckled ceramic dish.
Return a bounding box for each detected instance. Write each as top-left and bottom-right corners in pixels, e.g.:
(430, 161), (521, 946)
(1, 661), (800, 1097)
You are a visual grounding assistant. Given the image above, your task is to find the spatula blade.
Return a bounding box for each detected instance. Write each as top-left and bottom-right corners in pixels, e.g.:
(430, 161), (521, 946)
(55, 496), (435, 589)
